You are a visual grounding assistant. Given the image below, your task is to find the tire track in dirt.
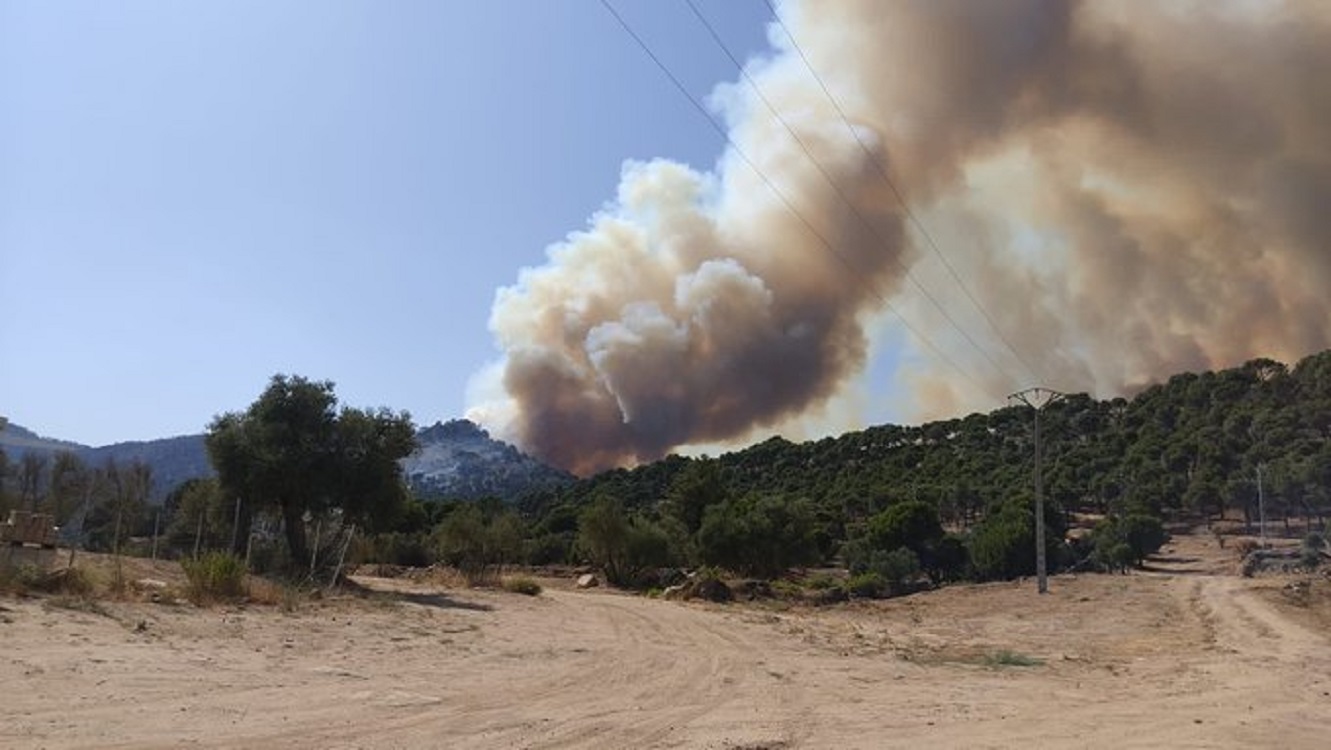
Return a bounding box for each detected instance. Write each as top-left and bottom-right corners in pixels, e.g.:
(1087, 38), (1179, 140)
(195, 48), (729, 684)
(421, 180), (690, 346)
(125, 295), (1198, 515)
(8, 541), (1331, 749)
(242, 587), (809, 750)
(1155, 535), (1327, 664)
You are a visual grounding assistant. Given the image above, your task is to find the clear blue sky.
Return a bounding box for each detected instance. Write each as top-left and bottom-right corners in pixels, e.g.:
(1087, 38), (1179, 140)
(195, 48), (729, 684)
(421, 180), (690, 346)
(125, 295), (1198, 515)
(0, 0), (780, 445)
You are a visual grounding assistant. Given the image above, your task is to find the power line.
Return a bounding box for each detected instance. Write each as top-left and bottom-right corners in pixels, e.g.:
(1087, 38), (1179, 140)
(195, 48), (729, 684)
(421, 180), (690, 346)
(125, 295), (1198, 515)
(684, 0), (1023, 392)
(760, 0), (1044, 385)
(597, 0), (1004, 404)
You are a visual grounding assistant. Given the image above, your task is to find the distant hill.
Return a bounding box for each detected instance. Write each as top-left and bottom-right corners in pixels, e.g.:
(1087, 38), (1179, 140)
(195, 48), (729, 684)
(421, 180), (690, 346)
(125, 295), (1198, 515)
(405, 419), (574, 500)
(85, 435), (213, 502)
(0, 418), (570, 503)
(0, 423), (87, 454)
(0, 425), (210, 501)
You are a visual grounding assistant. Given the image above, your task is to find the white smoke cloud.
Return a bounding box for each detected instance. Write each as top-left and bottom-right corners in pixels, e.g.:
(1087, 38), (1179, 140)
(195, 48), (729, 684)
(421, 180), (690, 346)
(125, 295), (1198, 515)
(469, 0), (1331, 474)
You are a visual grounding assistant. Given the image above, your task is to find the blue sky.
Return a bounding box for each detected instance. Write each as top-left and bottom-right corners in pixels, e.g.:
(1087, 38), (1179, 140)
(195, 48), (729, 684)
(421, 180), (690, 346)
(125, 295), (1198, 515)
(0, 0), (780, 445)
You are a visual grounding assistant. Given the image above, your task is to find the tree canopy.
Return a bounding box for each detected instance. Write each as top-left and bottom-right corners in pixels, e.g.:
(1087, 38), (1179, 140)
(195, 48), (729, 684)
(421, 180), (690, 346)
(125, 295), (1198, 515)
(206, 374), (416, 565)
(488, 350), (1331, 586)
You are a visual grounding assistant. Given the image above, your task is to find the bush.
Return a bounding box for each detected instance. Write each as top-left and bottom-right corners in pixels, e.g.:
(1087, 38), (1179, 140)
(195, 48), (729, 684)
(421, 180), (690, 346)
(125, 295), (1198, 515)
(877, 547), (921, 586)
(696, 494), (820, 578)
(968, 496), (1067, 581)
(354, 532), (432, 568)
(926, 534), (970, 583)
(575, 495), (679, 587)
(43, 566), (94, 596)
(0, 563), (92, 596)
(969, 517), (1034, 581)
(1304, 531), (1326, 551)
(804, 573), (841, 590)
(621, 519), (675, 583)
(246, 538), (290, 575)
(526, 533), (573, 566)
(181, 552), (248, 602)
(501, 576), (542, 596)
(866, 501), (943, 555)
(847, 571), (887, 599)
(811, 584), (849, 605)
(0, 563), (42, 595)
(1299, 546), (1322, 571)
(983, 650), (1043, 668)
(1119, 514), (1169, 562)
(1088, 514), (1168, 571)
(433, 506), (527, 584)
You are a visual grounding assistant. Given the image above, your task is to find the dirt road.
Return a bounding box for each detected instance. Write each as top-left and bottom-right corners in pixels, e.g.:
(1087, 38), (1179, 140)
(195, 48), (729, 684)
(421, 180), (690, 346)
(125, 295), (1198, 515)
(3, 534), (1329, 749)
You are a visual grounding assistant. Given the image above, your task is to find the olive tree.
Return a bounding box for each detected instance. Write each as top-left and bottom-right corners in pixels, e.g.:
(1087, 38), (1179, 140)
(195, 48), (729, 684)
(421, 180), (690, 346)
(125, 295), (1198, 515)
(206, 375), (416, 565)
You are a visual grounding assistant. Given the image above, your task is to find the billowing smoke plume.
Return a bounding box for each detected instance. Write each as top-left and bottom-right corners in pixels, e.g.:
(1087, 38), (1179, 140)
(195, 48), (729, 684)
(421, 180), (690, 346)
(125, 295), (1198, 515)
(470, 0), (1331, 475)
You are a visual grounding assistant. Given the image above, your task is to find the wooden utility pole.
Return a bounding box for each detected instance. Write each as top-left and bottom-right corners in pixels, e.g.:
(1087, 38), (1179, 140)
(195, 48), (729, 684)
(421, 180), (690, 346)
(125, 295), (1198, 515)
(1010, 387), (1066, 595)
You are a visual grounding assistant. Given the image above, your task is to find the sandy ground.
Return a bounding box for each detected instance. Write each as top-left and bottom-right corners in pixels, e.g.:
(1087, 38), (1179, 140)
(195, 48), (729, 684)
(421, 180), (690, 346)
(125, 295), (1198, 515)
(3, 532), (1330, 749)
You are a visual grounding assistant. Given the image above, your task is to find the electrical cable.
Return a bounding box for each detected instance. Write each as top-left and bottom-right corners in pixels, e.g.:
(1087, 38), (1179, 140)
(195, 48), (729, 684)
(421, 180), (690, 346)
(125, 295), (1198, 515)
(760, 0), (1045, 385)
(685, 0), (1024, 392)
(598, 0), (1005, 404)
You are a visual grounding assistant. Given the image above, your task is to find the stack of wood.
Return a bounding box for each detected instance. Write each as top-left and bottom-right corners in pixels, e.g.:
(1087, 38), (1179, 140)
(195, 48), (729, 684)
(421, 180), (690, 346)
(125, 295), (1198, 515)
(0, 510), (59, 548)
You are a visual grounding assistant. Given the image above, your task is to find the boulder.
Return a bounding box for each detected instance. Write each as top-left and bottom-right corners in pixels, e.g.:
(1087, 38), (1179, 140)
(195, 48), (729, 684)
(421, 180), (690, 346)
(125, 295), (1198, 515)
(693, 578), (733, 603)
(576, 573), (600, 589)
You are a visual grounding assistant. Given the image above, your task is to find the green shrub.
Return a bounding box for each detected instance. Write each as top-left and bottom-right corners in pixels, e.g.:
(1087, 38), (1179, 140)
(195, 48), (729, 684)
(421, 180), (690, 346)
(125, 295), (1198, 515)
(804, 573), (841, 590)
(969, 517), (1034, 580)
(246, 538), (290, 575)
(866, 501), (943, 555)
(501, 576), (542, 596)
(43, 566), (94, 596)
(575, 495), (678, 587)
(181, 552), (248, 602)
(1088, 514), (1168, 571)
(847, 571), (887, 599)
(811, 584), (848, 605)
(0, 563), (40, 595)
(354, 531), (432, 567)
(1119, 514), (1169, 562)
(983, 650), (1043, 668)
(969, 495), (1069, 582)
(697, 494), (820, 578)
(526, 533), (573, 566)
(927, 534), (971, 583)
(1300, 546), (1322, 571)
(877, 547), (921, 586)
(0, 563), (94, 596)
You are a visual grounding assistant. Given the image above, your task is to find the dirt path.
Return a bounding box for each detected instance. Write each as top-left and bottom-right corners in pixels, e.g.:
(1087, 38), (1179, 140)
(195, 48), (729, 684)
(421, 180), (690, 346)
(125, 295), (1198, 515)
(3, 535), (1330, 749)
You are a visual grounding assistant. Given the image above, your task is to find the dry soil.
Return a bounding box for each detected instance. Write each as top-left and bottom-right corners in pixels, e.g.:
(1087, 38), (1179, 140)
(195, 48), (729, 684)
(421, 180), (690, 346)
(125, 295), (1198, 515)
(3, 531), (1329, 749)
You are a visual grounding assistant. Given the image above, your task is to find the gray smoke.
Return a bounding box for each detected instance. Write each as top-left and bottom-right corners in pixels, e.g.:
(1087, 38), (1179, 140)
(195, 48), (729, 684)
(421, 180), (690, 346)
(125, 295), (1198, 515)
(469, 0), (1331, 475)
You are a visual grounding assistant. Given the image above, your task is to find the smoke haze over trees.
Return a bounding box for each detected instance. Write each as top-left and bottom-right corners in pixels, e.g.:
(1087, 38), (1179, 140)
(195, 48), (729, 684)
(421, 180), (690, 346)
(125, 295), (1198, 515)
(470, 0), (1331, 474)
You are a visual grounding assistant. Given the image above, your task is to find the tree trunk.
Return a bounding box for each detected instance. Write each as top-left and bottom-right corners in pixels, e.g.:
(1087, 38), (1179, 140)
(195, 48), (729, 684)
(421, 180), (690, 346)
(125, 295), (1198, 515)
(282, 502), (308, 567)
(231, 500), (254, 557)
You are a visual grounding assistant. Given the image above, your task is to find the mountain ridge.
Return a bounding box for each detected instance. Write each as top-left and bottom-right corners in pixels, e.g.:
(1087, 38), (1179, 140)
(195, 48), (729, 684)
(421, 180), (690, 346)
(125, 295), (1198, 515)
(0, 418), (570, 502)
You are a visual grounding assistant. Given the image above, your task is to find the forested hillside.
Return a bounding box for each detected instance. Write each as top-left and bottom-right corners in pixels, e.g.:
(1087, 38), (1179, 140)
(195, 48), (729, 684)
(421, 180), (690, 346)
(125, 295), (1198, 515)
(6, 353), (1327, 588)
(467, 352), (1330, 587)
(530, 352), (1329, 525)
